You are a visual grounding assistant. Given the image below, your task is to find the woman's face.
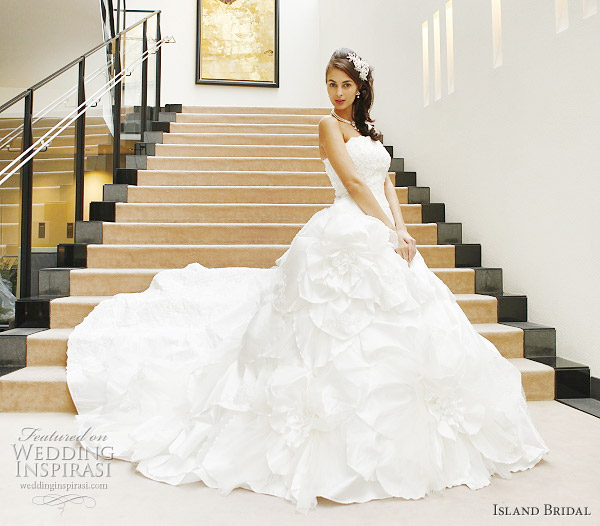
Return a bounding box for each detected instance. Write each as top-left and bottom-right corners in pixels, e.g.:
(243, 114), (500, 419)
(326, 67), (358, 112)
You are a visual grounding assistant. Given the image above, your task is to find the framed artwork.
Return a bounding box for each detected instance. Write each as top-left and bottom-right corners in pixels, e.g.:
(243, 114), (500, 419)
(195, 0), (280, 87)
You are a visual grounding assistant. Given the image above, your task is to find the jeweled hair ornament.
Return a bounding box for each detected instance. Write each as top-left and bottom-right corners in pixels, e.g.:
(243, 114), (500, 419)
(346, 52), (370, 81)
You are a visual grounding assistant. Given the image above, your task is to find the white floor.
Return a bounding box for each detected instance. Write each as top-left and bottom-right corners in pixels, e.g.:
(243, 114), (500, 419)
(0, 401), (598, 526)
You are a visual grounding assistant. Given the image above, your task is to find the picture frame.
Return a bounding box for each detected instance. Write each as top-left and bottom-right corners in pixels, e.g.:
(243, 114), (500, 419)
(195, 0), (280, 87)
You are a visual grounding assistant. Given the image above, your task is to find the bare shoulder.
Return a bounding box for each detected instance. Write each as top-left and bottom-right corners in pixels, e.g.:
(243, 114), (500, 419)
(318, 115), (342, 141)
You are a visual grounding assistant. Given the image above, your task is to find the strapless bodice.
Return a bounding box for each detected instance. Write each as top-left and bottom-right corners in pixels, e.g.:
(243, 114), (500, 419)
(322, 134), (393, 219)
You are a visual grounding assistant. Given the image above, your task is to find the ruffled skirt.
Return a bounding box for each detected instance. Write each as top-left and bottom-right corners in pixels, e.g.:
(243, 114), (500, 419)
(66, 195), (550, 514)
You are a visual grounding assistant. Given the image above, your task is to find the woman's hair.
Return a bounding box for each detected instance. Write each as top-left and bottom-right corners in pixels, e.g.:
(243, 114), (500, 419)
(325, 48), (383, 142)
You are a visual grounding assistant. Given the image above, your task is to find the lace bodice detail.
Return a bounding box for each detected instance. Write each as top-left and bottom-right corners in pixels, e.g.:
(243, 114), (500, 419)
(322, 135), (392, 207)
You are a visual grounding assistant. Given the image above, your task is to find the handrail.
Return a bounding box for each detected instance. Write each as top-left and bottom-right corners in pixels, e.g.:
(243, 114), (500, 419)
(0, 36), (173, 186)
(0, 9), (172, 301)
(0, 56), (115, 151)
(0, 10), (161, 114)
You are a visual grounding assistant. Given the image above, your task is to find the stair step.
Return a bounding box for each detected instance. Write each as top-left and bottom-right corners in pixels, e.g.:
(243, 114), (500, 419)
(473, 322), (524, 358)
(137, 170), (336, 186)
(23, 321), (524, 367)
(26, 328), (74, 366)
(99, 221), (439, 245)
(145, 156), (330, 171)
(66, 264), (472, 296)
(180, 106), (330, 115)
(124, 185), (410, 204)
(48, 289), (490, 329)
(113, 203), (424, 224)
(163, 132), (319, 145)
(175, 113), (323, 125)
(84, 244), (456, 270)
(169, 123), (325, 135)
(453, 293), (498, 324)
(509, 358), (555, 401)
(155, 144), (323, 158)
(0, 357), (552, 412)
(136, 170), (398, 187)
(0, 365), (76, 412)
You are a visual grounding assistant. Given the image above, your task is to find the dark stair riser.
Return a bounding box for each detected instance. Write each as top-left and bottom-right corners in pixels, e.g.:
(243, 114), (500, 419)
(500, 322), (557, 359)
(14, 298), (51, 328)
(531, 356), (591, 399)
(394, 172), (417, 187)
(57, 244), (88, 268)
(0, 328), (48, 367)
(497, 294), (527, 322)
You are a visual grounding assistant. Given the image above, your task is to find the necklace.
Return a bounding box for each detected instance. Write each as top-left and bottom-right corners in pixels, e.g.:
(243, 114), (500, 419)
(330, 109), (359, 132)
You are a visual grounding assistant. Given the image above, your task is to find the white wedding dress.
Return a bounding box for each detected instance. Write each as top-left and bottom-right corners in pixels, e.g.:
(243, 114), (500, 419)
(66, 134), (550, 514)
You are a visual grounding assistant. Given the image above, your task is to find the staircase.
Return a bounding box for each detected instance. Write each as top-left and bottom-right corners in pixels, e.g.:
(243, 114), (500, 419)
(0, 104), (587, 413)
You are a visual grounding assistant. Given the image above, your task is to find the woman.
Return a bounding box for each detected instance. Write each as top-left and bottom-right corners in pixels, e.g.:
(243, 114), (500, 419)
(66, 48), (550, 514)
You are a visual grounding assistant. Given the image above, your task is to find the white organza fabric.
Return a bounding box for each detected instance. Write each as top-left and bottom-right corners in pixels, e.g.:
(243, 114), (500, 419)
(66, 135), (550, 514)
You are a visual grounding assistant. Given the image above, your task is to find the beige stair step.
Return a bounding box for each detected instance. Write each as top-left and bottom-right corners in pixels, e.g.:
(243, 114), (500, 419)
(100, 221), (437, 245)
(125, 185), (409, 205)
(180, 106), (330, 115)
(510, 357), (555, 400)
(155, 144), (322, 158)
(50, 292), (490, 328)
(146, 156), (328, 171)
(69, 262), (467, 298)
(26, 328), (74, 366)
(175, 113), (323, 125)
(137, 170), (337, 186)
(0, 365), (76, 412)
(453, 293), (498, 323)
(50, 296), (112, 328)
(101, 222), (306, 245)
(25, 320), (521, 367)
(169, 123), (320, 135)
(429, 267), (475, 293)
(25, 323), (523, 367)
(472, 322), (524, 358)
(127, 185), (335, 204)
(163, 133), (319, 146)
(84, 244), (294, 269)
(0, 357), (553, 413)
(85, 244), (455, 270)
(69, 268), (165, 296)
(53, 280), (492, 329)
(114, 203), (423, 224)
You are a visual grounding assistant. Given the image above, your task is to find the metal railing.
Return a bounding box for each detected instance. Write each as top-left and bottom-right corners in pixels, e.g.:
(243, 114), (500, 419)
(0, 10), (173, 301)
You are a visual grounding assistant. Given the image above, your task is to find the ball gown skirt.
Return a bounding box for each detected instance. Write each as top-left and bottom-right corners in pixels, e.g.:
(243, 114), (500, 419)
(66, 135), (550, 514)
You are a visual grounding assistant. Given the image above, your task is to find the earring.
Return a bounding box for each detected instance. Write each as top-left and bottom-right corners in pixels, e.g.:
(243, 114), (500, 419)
(356, 92), (360, 99)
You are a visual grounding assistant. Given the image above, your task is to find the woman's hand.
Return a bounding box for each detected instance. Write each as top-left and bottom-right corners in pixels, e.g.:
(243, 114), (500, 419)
(395, 229), (416, 263)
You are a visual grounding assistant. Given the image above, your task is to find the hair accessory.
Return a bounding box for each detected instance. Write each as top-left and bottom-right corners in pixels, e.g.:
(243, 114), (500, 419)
(346, 52), (370, 81)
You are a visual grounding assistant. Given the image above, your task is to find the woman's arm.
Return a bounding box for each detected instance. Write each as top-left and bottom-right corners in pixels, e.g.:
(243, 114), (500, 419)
(319, 117), (397, 231)
(384, 174), (416, 263)
(383, 175), (408, 233)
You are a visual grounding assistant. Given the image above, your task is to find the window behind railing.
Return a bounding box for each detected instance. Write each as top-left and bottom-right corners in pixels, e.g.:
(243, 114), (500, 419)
(0, 9), (170, 329)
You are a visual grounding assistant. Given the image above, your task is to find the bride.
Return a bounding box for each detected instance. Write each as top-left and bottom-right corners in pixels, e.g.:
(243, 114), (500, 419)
(66, 48), (550, 514)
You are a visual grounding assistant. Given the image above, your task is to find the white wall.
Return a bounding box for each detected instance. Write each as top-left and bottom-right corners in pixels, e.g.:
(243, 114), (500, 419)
(332, 0), (600, 378)
(126, 0), (322, 107)
(0, 0), (104, 114)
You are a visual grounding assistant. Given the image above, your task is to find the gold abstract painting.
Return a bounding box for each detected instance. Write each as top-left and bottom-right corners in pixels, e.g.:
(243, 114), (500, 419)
(196, 0), (279, 86)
